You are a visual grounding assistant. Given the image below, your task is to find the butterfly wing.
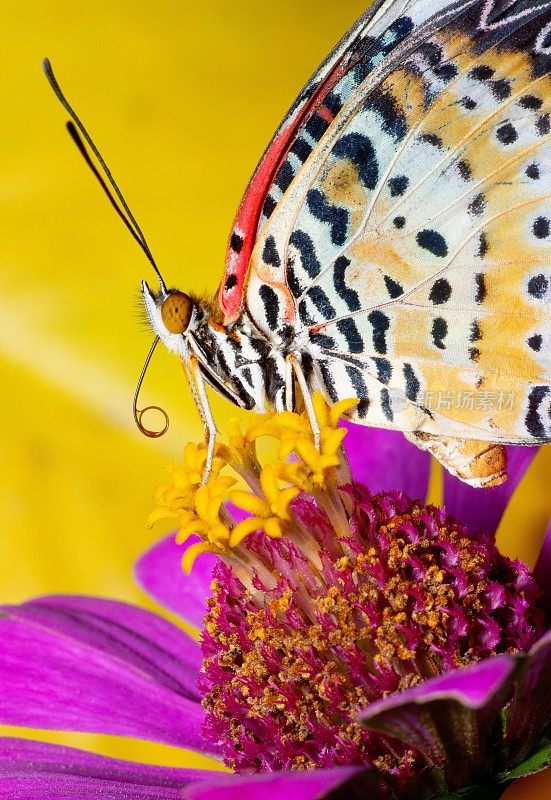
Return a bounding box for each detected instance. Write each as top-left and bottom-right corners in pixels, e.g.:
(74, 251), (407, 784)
(219, 0), (467, 323)
(245, 0), (551, 462)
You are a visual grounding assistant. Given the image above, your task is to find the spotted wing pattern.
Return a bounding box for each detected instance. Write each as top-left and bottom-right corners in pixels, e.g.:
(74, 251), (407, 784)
(246, 0), (551, 450)
(220, 0), (467, 322)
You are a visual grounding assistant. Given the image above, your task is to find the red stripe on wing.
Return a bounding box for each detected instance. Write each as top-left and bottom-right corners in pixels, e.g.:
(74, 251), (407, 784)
(218, 60), (349, 324)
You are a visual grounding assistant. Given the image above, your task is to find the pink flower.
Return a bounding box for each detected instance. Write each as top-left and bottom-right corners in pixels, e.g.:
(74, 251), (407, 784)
(0, 426), (549, 799)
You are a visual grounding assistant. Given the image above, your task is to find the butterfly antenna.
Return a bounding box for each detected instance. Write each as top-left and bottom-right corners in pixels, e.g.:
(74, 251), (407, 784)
(133, 336), (170, 438)
(42, 58), (167, 292)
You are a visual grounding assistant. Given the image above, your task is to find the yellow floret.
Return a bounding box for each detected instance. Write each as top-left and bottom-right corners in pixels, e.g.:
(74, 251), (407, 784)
(149, 393), (358, 572)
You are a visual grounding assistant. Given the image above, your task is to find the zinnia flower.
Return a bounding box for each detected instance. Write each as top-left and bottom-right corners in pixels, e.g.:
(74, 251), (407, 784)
(1, 401), (550, 799)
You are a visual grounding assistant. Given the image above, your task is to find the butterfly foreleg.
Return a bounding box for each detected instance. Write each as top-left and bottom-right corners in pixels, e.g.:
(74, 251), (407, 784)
(287, 354), (321, 450)
(184, 355), (217, 485)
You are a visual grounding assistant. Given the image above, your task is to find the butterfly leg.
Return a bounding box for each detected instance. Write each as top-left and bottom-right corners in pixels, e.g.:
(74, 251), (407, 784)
(184, 355), (217, 485)
(287, 354), (321, 449)
(405, 432), (508, 488)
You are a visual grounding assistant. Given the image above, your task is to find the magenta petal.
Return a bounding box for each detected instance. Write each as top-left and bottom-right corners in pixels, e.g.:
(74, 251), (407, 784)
(443, 445), (537, 534)
(136, 534), (218, 628)
(183, 767), (360, 800)
(0, 737), (205, 799)
(534, 521), (551, 615)
(342, 422), (431, 499)
(505, 629), (551, 763)
(0, 595), (215, 754)
(359, 656), (517, 787)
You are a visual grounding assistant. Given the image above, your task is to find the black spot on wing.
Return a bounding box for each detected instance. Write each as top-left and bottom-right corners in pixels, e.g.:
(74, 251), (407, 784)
(431, 317), (448, 350)
(336, 317), (364, 354)
(470, 320), (482, 341)
(468, 193), (486, 216)
(541, 28), (551, 49)
(306, 189), (349, 246)
(403, 363), (420, 401)
(475, 273), (487, 303)
(305, 113), (330, 142)
(428, 278), (452, 305)
(380, 388), (393, 421)
(528, 333), (542, 351)
(345, 365), (369, 418)
(289, 230), (321, 279)
(526, 163), (541, 180)
(470, 64), (495, 81)
(417, 40), (457, 84)
(324, 92), (343, 115)
(333, 256), (360, 311)
(298, 301), (316, 327)
(528, 273), (549, 298)
(461, 96), (477, 111)
(318, 361), (339, 403)
(352, 16), (414, 83)
(310, 331), (336, 350)
(478, 233), (489, 258)
(290, 137), (313, 163)
(457, 159), (472, 180)
(286, 261), (302, 299)
(417, 229), (448, 257)
(469, 347), (481, 362)
(533, 216), (550, 239)
(537, 114), (550, 136)
(526, 386), (550, 438)
(496, 122), (518, 145)
(393, 216), (406, 229)
(490, 78), (511, 101)
(419, 132), (443, 149)
(262, 194), (277, 218)
(304, 286), (336, 320)
(230, 232), (244, 253)
(373, 357), (392, 384)
(262, 235), (281, 269)
(384, 275), (404, 298)
(520, 94), (543, 110)
(368, 310), (390, 355)
(274, 160), (295, 193)
(259, 285), (280, 331)
(388, 175), (409, 196)
(364, 89), (407, 142)
(224, 274), (238, 291)
(332, 132), (378, 190)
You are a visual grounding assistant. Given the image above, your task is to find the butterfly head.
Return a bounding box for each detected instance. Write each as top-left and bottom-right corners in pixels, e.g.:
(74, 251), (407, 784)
(141, 280), (196, 356)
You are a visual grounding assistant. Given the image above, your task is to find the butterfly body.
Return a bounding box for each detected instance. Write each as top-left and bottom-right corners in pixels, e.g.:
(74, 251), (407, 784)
(142, 0), (551, 486)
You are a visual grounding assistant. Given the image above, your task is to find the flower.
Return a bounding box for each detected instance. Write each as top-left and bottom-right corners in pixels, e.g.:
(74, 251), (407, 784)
(0, 412), (550, 800)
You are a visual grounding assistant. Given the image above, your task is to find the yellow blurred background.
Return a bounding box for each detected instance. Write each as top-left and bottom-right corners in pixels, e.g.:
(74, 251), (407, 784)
(1, 1), (550, 794)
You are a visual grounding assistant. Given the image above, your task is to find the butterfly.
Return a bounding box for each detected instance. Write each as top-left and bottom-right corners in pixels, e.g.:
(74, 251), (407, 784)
(46, 0), (551, 487)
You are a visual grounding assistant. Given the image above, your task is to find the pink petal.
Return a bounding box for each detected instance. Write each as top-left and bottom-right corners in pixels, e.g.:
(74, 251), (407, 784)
(183, 767), (361, 800)
(443, 445), (537, 534)
(0, 595), (215, 755)
(0, 737), (205, 799)
(534, 520), (551, 615)
(136, 534), (218, 628)
(359, 656), (517, 788)
(342, 422), (431, 500)
(505, 628), (551, 763)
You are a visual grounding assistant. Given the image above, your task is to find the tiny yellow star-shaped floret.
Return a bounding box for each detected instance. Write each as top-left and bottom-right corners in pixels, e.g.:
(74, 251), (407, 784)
(278, 393), (357, 490)
(229, 464), (299, 547)
(149, 393), (358, 571)
(176, 475), (236, 547)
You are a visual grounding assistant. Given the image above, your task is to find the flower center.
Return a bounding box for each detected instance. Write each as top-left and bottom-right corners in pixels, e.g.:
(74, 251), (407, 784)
(148, 398), (544, 779)
(199, 489), (543, 775)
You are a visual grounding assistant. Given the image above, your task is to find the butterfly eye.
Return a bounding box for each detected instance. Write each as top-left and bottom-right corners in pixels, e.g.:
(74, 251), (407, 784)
(161, 292), (193, 334)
